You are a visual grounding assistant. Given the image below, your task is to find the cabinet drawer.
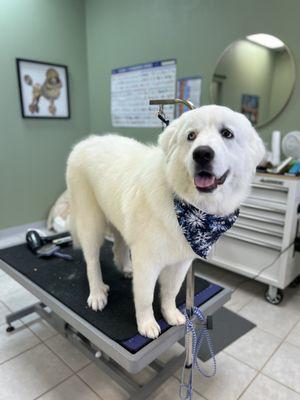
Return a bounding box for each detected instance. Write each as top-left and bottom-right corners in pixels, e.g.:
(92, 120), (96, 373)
(235, 217), (284, 237)
(212, 234), (281, 275)
(225, 225), (282, 250)
(241, 199), (286, 214)
(249, 186), (288, 205)
(239, 209), (285, 226)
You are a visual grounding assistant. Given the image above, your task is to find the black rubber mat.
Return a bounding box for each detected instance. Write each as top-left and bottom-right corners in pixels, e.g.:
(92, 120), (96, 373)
(0, 240), (211, 342)
(194, 307), (255, 361)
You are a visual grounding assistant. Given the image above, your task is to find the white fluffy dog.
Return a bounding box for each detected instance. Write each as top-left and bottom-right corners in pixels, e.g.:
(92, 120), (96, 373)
(66, 105), (265, 338)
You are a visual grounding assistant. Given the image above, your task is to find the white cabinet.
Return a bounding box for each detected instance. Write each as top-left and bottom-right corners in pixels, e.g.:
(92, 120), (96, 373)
(208, 173), (300, 302)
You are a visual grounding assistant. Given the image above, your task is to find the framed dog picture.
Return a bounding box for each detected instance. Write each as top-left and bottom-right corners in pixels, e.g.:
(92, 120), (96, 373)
(16, 58), (70, 119)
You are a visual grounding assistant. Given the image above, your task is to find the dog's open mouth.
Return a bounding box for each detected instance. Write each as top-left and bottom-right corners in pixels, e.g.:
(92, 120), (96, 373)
(194, 170), (229, 193)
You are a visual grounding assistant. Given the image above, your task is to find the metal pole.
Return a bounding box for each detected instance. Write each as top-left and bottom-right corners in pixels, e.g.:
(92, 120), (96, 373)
(185, 263), (195, 367)
(149, 98), (196, 368)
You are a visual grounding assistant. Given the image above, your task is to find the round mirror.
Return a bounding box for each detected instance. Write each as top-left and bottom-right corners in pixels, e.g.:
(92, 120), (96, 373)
(211, 34), (296, 127)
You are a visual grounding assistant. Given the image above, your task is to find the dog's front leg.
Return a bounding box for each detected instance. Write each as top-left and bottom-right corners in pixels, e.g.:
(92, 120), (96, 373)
(132, 253), (161, 339)
(159, 260), (192, 326)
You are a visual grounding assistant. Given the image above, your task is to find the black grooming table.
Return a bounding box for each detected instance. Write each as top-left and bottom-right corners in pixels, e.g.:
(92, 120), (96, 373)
(0, 239), (230, 372)
(0, 241), (227, 353)
(0, 240), (217, 339)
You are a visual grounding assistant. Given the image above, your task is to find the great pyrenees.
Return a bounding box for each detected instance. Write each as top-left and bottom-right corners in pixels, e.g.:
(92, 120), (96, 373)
(66, 105), (265, 338)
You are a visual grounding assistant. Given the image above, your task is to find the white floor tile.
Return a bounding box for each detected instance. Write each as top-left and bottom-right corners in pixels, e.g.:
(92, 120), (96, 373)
(177, 351), (256, 400)
(263, 342), (300, 393)
(0, 344), (73, 400)
(286, 320), (300, 349)
(0, 301), (10, 326)
(45, 334), (90, 372)
(240, 373), (300, 400)
(225, 280), (265, 312)
(130, 366), (156, 386)
(152, 377), (205, 400)
(78, 362), (128, 400)
(238, 298), (300, 339)
(0, 272), (25, 298)
(22, 313), (58, 341)
(158, 342), (184, 364)
(280, 286), (300, 315)
(38, 375), (100, 400)
(224, 327), (281, 370)
(0, 321), (40, 364)
(2, 287), (38, 311)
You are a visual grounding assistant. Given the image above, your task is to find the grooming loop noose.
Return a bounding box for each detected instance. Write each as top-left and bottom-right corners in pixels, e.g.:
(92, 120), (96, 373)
(149, 98), (216, 399)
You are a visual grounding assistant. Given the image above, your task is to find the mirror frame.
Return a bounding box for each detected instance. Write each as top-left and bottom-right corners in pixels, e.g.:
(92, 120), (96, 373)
(210, 35), (296, 128)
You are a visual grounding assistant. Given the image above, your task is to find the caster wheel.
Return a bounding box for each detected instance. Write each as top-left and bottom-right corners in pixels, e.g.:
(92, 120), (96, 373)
(265, 289), (283, 305)
(6, 325), (15, 333)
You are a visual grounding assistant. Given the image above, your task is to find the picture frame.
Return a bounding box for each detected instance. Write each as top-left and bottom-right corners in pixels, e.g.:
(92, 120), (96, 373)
(16, 58), (70, 119)
(241, 94), (259, 125)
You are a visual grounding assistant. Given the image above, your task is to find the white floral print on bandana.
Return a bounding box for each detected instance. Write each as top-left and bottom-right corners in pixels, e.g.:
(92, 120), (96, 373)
(174, 197), (239, 259)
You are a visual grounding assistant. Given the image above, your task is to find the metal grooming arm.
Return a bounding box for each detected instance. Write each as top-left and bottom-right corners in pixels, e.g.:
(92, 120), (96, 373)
(149, 98), (196, 367)
(149, 98), (195, 110)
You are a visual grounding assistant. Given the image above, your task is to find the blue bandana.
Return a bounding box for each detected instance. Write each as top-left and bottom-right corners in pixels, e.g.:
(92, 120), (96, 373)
(174, 197), (239, 259)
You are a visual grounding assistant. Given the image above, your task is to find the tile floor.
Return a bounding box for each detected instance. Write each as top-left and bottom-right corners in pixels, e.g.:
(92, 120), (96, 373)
(0, 234), (300, 400)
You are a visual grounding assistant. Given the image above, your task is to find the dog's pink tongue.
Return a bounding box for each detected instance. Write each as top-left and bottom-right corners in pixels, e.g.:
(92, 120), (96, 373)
(194, 175), (215, 188)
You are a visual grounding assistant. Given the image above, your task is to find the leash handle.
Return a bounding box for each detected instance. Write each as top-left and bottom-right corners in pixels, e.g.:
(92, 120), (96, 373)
(180, 307), (216, 400)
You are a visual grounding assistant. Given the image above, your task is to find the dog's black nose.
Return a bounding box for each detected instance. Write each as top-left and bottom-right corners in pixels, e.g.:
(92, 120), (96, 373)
(193, 146), (215, 165)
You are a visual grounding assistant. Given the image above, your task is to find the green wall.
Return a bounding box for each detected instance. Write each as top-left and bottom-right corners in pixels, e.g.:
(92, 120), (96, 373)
(0, 0), (90, 229)
(1, 0), (300, 229)
(85, 0), (300, 143)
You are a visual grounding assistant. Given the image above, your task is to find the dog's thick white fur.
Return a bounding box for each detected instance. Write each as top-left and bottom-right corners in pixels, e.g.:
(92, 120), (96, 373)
(66, 105), (265, 338)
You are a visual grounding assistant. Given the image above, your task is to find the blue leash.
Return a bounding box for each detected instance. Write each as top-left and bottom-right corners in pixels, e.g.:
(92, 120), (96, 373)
(180, 307), (216, 400)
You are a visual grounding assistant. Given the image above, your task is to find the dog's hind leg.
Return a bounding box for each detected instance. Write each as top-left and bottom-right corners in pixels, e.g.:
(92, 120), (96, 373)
(159, 260), (192, 326)
(112, 228), (132, 278)
(68, 176), (109, 311)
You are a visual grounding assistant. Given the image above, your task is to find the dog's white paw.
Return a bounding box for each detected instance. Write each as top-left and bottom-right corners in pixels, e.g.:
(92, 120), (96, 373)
(162, 307), (186, 326)
(87, 284), (109, 311)
(138, 319), (161, 339)
(123, 265), (133, 279)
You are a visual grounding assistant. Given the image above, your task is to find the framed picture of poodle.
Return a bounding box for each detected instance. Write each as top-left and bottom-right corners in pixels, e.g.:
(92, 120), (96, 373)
(16, 58), (70, 119)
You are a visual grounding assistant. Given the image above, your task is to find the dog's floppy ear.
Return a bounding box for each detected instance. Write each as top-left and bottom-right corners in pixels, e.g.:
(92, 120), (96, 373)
(158, 119), (179, 158)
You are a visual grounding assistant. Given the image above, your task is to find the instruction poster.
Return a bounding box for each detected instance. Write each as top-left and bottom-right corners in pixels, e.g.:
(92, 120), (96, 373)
(111, 59), (177, 127)
(176, 76), (202, 117)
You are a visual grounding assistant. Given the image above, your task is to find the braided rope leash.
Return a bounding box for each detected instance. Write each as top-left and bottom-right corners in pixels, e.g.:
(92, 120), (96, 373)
(180, 307), (217, 400)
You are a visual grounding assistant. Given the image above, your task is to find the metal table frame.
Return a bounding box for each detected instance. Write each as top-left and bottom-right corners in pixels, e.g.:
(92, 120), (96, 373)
(0, 259), (230, 400)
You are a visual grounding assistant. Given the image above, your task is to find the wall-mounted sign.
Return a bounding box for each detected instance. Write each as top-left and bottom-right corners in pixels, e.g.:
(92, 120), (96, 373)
(111, 59), (176, 127)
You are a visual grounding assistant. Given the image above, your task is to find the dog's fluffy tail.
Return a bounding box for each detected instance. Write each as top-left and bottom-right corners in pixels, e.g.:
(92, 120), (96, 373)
(67, 213), (80, 248)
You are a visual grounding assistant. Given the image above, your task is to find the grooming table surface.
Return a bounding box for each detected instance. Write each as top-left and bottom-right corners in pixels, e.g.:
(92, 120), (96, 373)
(0, 240), (231, 373)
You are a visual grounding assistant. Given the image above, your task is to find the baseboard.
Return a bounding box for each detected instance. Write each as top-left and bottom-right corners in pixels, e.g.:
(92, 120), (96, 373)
(0, 220), (47, 249)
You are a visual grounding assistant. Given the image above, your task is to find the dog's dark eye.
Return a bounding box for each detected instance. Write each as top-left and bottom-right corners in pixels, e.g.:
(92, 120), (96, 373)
(187, 131), (197, 141)
(220, 128), (234, 139)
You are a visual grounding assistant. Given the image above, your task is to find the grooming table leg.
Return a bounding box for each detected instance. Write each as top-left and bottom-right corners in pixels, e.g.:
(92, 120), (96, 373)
(128, 354), (185, 400)
(5, 302), (46, 332)
(12, 304), (185, 400)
